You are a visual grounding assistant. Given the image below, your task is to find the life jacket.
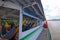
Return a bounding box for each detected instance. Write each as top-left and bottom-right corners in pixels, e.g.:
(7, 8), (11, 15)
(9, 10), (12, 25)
(43, 21), (48, 28)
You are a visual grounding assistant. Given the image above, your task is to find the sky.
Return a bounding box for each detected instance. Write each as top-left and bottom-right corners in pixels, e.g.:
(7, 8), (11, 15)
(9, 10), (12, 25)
(41, 0), (60, 20)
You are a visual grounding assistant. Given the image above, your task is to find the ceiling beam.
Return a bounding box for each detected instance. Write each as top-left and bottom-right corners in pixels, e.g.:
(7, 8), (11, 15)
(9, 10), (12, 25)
(28, 7), (34, 13)
(23, 2), (37, 9)
(18, 0), (27, 6)
(7, 13), (19, 17)
(15, 0), (24, 7)
(37, 3), (44, 15)
(32, 5), (43, 19)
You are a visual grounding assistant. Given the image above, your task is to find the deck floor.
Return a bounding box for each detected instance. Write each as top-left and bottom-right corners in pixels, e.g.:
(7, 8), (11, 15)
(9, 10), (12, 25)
(36, 28), (50, 40)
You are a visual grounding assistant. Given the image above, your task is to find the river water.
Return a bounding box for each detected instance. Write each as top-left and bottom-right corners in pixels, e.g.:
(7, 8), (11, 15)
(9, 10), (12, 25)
(48, 21), (60, 40)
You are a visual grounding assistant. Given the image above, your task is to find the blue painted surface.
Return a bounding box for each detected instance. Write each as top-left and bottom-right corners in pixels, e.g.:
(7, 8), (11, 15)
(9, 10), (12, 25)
(23, 9), (42, 19)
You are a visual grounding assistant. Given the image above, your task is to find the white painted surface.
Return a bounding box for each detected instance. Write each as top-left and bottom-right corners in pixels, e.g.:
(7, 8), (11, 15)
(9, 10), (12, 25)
(20, 25), (42, 39)
(23, 11), (39, 20)
(19, 9), (23, 39)
(0, 1), (4, 6)
(48, 21), (60, 40)
(3, 1), (21, 10)
(20, 11), (43, 39)
(29, 27), (43, 40)
(0, 1), (21, 10)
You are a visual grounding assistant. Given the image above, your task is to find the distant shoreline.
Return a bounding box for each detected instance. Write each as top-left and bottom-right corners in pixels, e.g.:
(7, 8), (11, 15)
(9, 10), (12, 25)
(47, 19), (60, 21)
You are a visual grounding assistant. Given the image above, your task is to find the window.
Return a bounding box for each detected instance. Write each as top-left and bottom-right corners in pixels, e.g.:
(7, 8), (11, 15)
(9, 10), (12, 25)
(22, 15), (37, 32)
(0, 7), (19, 40)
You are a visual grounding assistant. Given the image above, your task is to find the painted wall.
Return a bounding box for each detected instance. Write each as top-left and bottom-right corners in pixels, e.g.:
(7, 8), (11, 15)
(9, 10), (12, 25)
(0, 1), (44, 40)
(20, 11), (44, 40)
